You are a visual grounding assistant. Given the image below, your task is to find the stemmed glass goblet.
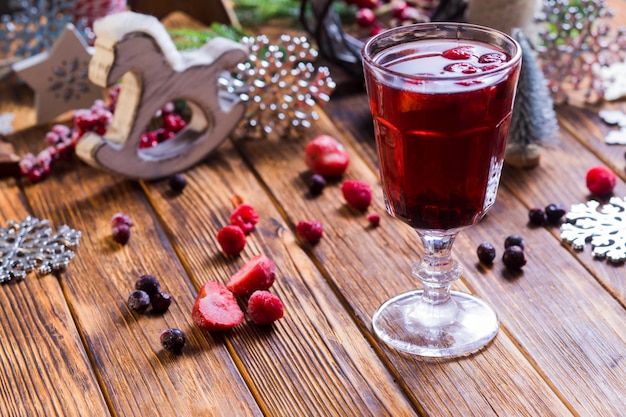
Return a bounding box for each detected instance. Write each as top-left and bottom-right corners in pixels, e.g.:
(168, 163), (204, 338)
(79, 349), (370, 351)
(361, 23), (522, 357)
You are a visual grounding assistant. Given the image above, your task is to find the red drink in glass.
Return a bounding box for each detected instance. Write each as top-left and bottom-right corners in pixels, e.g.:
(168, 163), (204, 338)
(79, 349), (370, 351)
(364, 39), (520, 231)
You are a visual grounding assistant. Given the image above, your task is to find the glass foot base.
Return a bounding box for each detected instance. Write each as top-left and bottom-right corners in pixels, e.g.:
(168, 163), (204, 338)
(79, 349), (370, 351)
(372, 290), (499, 358)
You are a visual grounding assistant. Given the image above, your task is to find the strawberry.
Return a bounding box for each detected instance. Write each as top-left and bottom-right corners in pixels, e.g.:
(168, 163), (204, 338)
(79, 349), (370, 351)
(247, 290), (284, 325)
(296, 220), (324, 244)
(217, 225), (246, 256)
(192, 281), (244, 331)
(226, 254), (276, 297)
(586, 166), (617, 196)
(341, 180), (373, 211)
(304, 135), (350, 178)
(229, 203), (259, 234)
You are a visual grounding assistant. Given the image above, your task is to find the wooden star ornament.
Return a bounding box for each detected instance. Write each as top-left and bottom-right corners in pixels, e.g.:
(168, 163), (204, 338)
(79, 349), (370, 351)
(12, 24), (104, 124)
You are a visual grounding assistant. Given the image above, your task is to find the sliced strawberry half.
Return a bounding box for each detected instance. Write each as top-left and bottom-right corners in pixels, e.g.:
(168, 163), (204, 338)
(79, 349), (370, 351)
(192, 281), (244, 331)
(226, 254), (276, 297)
(304, 135), (350, 178)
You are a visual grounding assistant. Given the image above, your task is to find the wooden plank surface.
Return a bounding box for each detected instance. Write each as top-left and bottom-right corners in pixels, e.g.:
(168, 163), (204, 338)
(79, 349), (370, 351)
(1, 8), (626, 417)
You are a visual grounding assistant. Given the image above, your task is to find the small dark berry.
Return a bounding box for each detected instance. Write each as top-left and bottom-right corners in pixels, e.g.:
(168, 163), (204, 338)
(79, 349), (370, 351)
(504, 235), (525, 250)
(528, 208), (547, 226)
(308, 174), (327, 196)
(111, 212), (132, 228)
(151, 292), (172, 314)
(476, 242), (496, 264)
(544, 203), (566, 224)
(112, 224), (131, 245)
(502, 246), (526, 271)
(169, 173), (187, 192)
(135, 274), (160, 296)
(160, 328), (186, 353)
(128, 290), (150, 313)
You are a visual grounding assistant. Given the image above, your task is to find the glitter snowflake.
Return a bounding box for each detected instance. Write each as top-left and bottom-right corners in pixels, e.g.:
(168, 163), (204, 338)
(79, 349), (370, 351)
(0, 216), (82, 283)
(227, 34), (336, 137)
(560, 197), (626, 263)
(0, 0), (90, 60)
(535, 0), (626, 104)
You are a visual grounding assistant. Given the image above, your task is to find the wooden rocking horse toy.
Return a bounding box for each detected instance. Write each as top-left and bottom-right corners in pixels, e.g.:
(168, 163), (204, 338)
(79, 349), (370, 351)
(76, 11), (248, 179)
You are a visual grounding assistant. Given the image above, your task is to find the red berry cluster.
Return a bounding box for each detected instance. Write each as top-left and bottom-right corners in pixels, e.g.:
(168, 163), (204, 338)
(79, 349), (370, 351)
(217, 203), (261, 256)
(139, 103), (187, 149)
(344, 0), (433, 37)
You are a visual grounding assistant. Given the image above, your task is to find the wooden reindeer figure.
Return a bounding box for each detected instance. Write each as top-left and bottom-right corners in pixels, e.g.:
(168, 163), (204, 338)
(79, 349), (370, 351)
(76, 11), (248, 179)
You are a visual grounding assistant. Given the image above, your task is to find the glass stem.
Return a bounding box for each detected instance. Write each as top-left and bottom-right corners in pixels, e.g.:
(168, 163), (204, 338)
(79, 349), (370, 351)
(412, 231), (462, 307)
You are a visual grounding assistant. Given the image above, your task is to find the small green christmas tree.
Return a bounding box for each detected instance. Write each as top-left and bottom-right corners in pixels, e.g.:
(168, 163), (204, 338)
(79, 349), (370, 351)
(505, 29), (559, 168)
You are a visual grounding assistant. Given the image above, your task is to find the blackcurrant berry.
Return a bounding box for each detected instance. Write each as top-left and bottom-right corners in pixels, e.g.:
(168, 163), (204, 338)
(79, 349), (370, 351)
(502, 246), (526, 271)
(476, 242), (496, 264)
(528, 208), (547, 226)
(308, 174), (326, 196)
(112, 224), (131, 245)
(169, 173), (187, 192)
(135, 274), (160, 296)
(151, 292), (172, 314)
(160, 328), (186, 354)
(128, 290), (150, 313)
(544, 203), (566, 224)
(504, 235), (525, 250)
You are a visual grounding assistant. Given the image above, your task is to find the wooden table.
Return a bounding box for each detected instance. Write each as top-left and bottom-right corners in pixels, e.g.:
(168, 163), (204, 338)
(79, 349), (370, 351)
(1, 18), (626, 417)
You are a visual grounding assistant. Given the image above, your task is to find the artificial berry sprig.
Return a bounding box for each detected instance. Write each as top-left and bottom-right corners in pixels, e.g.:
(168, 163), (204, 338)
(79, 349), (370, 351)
(344, 0), (433, 37)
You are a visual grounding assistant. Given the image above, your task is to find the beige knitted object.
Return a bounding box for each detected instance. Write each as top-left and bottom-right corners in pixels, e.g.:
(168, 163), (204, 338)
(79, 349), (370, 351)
(466, 0), (541, 35)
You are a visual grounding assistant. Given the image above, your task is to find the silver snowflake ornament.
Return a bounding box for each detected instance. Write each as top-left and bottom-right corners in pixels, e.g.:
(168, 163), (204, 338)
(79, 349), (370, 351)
(0, 216), (82, 283)
(227, 34), (336, 137)
(560, 197), (626, 263)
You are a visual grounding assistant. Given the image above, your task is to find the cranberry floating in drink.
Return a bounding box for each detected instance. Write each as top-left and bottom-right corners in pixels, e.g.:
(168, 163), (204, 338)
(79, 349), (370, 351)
(362, 23), (521, 358)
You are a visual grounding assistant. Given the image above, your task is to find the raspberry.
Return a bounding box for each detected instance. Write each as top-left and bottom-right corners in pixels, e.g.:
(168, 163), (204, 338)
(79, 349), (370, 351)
(305, 135), (350, 178)
(160, 328), (186, 354)
(356, 8), (376, 27)
(442, 46), (475, 60)
(151, 292), (172, 314)
(367, 212), (380, 227)
(341, 180), (372, 211)
(478, 52), (507, 64)
(502, 246), (526, 271)
(528, 208), (547, 226)
(476, 242), (496, 264)
(504, 235), (525, 250)
(192, 281), (244, 331)
(247, 290), (284, 325)
(296, 220), (324, 244)
(135, 274), (160, 296)
(168, 173), (187, 192)
(586, 166), (617, 195)
(112, 223), (131, 245)
(229, 203), (259, 235)
(226, 254), (277, 297)
(443, 63), (478, 74)
(128, 290), (150, 313)
(217, 225), (246, 256)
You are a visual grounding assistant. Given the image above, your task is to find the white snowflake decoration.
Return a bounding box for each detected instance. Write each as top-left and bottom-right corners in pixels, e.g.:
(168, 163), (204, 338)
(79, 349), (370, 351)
(560, 197), (626, 263)
(227, 34), (336, 137)
(598, 109), (626, 145)
(536, 0), (626, 104)
(0, 216), (82, 283)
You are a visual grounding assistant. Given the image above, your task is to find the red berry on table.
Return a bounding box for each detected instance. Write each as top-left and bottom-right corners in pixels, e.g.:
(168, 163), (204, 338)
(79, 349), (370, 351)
(160, 328), (186, 354)
(341, 179), (372, 211)
(442, 46), (475, 60)
(586, 166), (617, 196)
(296, 220), (324, 244)
(217, 225), (246, 256)
(192, 281), (244, 331)
(367, 212), (381, 227)
(304, 135), (350, 178)
(229, 203), (259, 235)
(226, 254), (277, 297)
(356, 8), (376, 27)
(247, 290), (284, 325)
